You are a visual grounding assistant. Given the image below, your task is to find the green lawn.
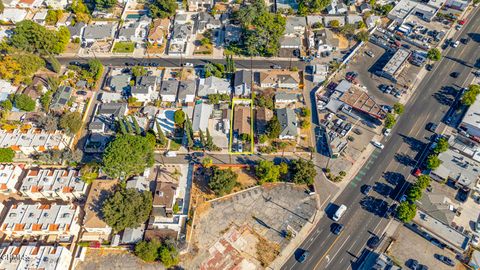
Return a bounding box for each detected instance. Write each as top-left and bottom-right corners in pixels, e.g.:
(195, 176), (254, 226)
(113, 42), (135, 53)
(169, 138), (182, 151)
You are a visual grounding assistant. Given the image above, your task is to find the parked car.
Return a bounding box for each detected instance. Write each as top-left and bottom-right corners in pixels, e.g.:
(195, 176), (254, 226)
(451, 71), (460, 78)
(434, 254), (454, 266)
(386, 203), (398, 216)
(452, 40), (460, 47)
(461, 37), (471, 44)
(183, 62), (194, 67)
(165, 151), (177, 157)
(383, 128), (391, 136)
(409, 259), (419, 270)
(372, 141), (384, 149)
(333, 204), (347, 221)
(298, 250), (309, 263)
(332, 223), (344, 235)
(426, 64), (434, 71)
(271, 64), (282, 69)
(76, 91), (87, 96)
(426, 122), (438, 132)
(471, 235), (480, 247)
(362, 185), (372, 195)
(365, 51), (375, 57)
(326, 113), (334, 121)
(367, 236), (380, 249)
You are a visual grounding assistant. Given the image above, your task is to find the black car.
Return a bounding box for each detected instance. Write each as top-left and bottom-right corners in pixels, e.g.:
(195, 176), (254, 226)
(451, 72), (460, 78)
(427, 122), (438, 132)
(426, 64), (433, 71)
(386, 203), (398, 216)
(461, 37), (470, 44)
(332, 223), (344, 235)
(367, 236), (380, 249)
(298, 250), (309, 263)
(409, 259), (419, 270)
(361, 185), (372, 195)
(418, 265), (429, 270)
(76, 91), (87, 96)
(435, 254), (454, 266)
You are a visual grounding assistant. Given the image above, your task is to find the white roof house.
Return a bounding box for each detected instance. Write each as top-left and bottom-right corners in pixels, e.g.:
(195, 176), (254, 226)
(0, 244), (72, 270)
(460, 97), (480, 138)
(20, 168), (87, 201)
(0, 8), (28, 23)
(0, 164), (23, 194)
(0, 130), (68, 156)
(197, 76), (232, 97)
(0, 203), (81, 238)
(192, 102), (213, 132)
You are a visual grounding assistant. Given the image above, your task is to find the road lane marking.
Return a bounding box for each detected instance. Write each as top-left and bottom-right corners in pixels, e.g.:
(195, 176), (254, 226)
(312, 234), (343, 270)
(324, 234), (352, 269)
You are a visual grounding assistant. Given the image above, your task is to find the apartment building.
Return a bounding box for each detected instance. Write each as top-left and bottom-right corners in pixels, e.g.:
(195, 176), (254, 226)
(20, 168), (87, 201)
(0, 129), (68, 156)
(0, 164), (23, 194)
(0, 244), (72, 269)
(0, 203), (81, 239)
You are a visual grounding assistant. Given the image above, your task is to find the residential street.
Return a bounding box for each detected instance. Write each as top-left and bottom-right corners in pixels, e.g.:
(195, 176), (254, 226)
(282, 6), (480, 270)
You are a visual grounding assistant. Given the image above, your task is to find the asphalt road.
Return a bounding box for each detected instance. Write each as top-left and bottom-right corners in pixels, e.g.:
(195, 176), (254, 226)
(58, 56), (306, 70)
(283, 7), (480, 270)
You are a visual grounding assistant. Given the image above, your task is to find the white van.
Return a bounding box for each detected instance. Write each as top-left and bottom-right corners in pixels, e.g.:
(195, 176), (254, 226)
(165, 151), (177, 157)
(333, 204), (347, 221)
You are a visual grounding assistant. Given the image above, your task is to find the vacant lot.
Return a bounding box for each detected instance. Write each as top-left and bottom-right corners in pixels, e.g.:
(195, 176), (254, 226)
(113, 42), (135, 53)
(187, 183), (317, 269)
(76, 248), (165, 270)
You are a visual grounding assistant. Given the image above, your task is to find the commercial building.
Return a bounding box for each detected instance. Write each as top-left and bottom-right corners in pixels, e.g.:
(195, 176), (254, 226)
(430, 149), (480, 190)
(459, 97), (480, 139)
(20, 168), (87, 201)
(387, 0), (441, 23)
(377, 48), (411, 82)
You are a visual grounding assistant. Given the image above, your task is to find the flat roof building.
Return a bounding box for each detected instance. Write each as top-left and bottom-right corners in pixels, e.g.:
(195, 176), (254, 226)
(460, 97), (480, 139)
(377, 49), (411, 82)
(0, 164), (23, 194)
(0, 244), (73, 270)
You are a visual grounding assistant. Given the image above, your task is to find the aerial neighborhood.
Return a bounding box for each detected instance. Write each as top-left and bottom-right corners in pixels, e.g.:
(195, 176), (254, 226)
(0, 0), (478, 268)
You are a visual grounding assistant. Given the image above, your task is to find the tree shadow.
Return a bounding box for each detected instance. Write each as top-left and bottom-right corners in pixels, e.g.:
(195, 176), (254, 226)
(398, 133), (426, 152)
(394, 152), (416, 167)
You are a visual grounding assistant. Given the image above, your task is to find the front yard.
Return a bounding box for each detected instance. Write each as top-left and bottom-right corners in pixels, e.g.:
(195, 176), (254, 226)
(113, 41), (135, 53)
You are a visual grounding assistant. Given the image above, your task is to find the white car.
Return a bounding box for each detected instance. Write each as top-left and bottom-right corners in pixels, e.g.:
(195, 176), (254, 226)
(183, 62), (194, 67)
(472, 235), (480, 247)
(372, 141), (385, 149)
(383, 128), (391, 136)
(452, 41), (460, 48)
(326, 113), (334, 121)
(165, 151), (177, 157)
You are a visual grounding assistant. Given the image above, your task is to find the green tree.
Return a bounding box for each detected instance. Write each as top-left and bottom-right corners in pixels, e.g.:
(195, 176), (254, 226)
(433, 137), (449, 154)
(131, 116), (142, 135)
(0, 0), (4, 14)
(132, 66), (147, 78)
(80, 162), (99, 184)
(149, 0), (177, 19)
(135, 240), (161, 262)
(426, 154), (441, 170)
(10, 20), (70, 55)
(208, 166), (238, 196)
(174, 109), (186, 127)
(393, 102), (404, 114)
(461, 84), (480, 106)
(118, 119), (127, 134)
(41, 90), (53, 111)
(202, 157), (213, 167)
(290, 159), (317, 185)
(300, 107), (311, 117)
(45, 10), (63, 25)
(279, 162), (288, 174)
(427, 48), (441, 61)
(267, 116), (281, 139)
(47, 55), (61, 73)
(199, 129), (206, 148)
(329, 20), (340, 28)
(384, 113), (396, 129)
(88, 59), (104, 83)
(255, 160), (281, 184)
(355, 30), (369, 42)
(94, 0), (116, 10)
(259, 134), (268, 144)
(155, 120), (167, 147)
(0, 148), (15, 162)
(102, 134), (155, 179)
(59, 112), (82, 135)
(397, 201), (416, 222)
(158, 243), (179, 268)
(300, 119), (311, 129)
(102, 187), (153, 232)
(407, 184), (423, 202)
(13, 94), (35, 111)
(415, 175), (431, 190)
(1, 99), (12, 111)
(357, 21), (366, 29)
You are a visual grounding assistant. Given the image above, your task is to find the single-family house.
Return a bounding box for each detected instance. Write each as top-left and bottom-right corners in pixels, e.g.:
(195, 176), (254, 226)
(275, 92), (298, 103)
(50, 86), (73, 112)
(121, 224), (146, 244)
(187, 0), (213, 11)
(109, 74), (131, 93)
(160, 80), (179, 102)
(81, 180), (117, 242)
(117, 16), (151, 43)
(285, 17), (307, 36)
(126, 176), (150, 192)
(197, 76), (232, 97)
(323, 15), (346, 27)
(277, 108), (298, 140)
(0, 9), (28, 23)
(359, 3), (372, 13)
(89, 103), (128, 133)
(169, 23), (193, 55)
(366, 15), (381, 29)
(255, 107), (273, 135)
(0, 164), (23, 194)
(68, 22), (86, 40)
(44, 0), (69, 9)
(131, 76), (158, 102)
(56, 13), (73, 27)
(233, 70), (252, 97)
(82, 24), (115, 43)
(148, 18), (170, 46)
(233, 105), (251, 136)
(258, 70), (301, 89)
(316, 28), (339, 55)
(192, 102), (213, 132)
(177, 80), (197, 103)
(33, 10), (48, 24)
(18, 0), (43, 8)
(346, 14), (363, 25)
(195, 12), (221, 33)
(224, 24), (242, 45)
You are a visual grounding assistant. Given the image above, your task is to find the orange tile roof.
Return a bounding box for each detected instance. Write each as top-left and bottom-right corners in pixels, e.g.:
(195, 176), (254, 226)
(14, 224), (24, 231)
(32, 224), (42, 231)
(48, 224), (59, 231)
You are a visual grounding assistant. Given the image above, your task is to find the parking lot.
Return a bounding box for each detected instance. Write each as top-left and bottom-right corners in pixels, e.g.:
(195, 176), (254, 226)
(388, 225), (465, 270)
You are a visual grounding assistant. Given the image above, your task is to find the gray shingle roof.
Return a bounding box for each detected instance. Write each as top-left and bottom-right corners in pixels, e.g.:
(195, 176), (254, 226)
(110, 74), (131, 92)
(83, 24), (115, 40)
(233, 70), (252, 88)
(160, 80), (179, 96)
(68, 22), (85, 37)
(177, 80), (197, 100)
(277, 108), (298, 138)
(97, 103), (128, 117)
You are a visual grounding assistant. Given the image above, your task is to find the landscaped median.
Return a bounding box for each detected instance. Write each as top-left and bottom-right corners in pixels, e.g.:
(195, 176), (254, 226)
(113, 41), (135, 53)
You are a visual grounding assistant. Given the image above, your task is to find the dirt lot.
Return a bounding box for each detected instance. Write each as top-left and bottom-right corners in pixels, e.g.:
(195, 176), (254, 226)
(187, 183), (316, 269)
(388, 225), (466, 270)
(76, 248), (165, 270)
